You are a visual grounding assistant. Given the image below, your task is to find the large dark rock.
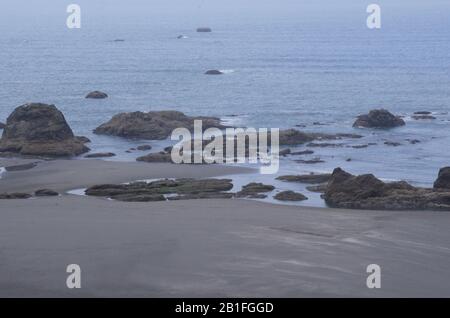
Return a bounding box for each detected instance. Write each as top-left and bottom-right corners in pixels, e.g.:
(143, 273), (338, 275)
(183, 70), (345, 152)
(94, 111), (226, 140)
(0, 122), (5, 129)
(0, 103), (90, 157)
(324, 168), (450, 211)
(353, 109), (405, 128)
(274, 191), (308, 201)
(85, 91), (108, 99)
(84, 152), (116, 158)
(434, 167), (450, 190)
(85, 178), (234, 202)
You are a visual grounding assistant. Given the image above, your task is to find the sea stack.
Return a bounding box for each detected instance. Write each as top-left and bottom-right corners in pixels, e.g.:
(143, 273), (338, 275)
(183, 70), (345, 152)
(0, 103), (90, 157)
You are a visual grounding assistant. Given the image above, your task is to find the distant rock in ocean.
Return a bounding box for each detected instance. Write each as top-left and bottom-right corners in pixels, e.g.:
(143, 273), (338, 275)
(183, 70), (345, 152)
(94, 110), (226, 140)
(113, 39), (125, 42)
(205, 70), (224, 75)
(0, 103), (89, 157)
(323, 167), (450, 211)
(353, 109), (405, 128)
(196, 27), (212, 33)
(85, 91), (108, 99)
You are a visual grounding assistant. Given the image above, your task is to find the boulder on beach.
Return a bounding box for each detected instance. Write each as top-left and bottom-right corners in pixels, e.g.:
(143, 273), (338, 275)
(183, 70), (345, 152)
(0, 103), (90, 157)
(197, 27), (212, 32)
(205, 70), (223, 75)
(85, 91), (108, 99)
(84, 152), (116, 158)
(274, 191), (308, 202)
(434, 167), (450, 190)
(353, 109), (405, 128)
(94, 110), (226, 140)
(323, 168), (450, 211)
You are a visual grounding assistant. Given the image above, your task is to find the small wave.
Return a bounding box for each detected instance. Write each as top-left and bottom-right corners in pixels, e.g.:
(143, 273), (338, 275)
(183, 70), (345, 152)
(219, 69), (235, 74)
(0, 167), (5, 179)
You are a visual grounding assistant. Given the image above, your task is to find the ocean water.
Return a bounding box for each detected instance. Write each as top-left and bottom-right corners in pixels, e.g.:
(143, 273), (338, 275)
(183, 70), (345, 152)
(0, 0), (449, 206)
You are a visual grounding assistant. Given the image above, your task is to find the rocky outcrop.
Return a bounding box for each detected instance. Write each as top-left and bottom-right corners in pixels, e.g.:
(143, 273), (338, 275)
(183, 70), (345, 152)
(277, 173), (331, 184)
(197, 27), (212, 32)
(94, 111), (226, 140)
(84, 152), (116, 158)
(205, 70), (223, 75)
(35, 189), (59, 196)
(0, 103), (90, 157)
(434, 167), (450, 190)
(0, 192), (31, 199)
(136, 151), (173, 163)
(353, 109), (405, 128)
(85, 91), (108, 99)
(274, 191), (307, 201)
(236, 183), (275, 199)
(324, 168), (450, 211)
(85, 178), (234, 202)
(0, 122), (5, 129)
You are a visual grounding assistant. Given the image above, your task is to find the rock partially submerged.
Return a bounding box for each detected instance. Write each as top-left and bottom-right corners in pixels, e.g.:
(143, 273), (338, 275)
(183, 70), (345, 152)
(136, 145), (152, 151)
(35, 189), (59, 197)
(278, 129), (362, 146)
(0, 192), (32, 199)
(353, 109), (405, 128)
(94, 111), (226, 140)
(274, 191), (308, 202)
(434, 167), (450, 190)
(197, 27), (212, 32)
(205, 70), (224, 75)
(0, 103), (90, 157)
(136, 151), (172, 163)
(277, 173), (331, 184)
(85, 178), (234, 202)
(85, 91), (108, 99)
(412, 115), (436, 120)
(324, 168), (450, 211)
(236, 182), (275, 199)
(84, 152), (116, 158)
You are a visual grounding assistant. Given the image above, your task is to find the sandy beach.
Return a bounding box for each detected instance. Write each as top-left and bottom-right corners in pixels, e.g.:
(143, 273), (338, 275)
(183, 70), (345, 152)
(0, 159), (449, 297)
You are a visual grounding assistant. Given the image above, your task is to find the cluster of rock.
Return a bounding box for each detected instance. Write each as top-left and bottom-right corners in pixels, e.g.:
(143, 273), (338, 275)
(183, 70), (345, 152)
(0, 103), (90, 157)
(0, 189), (59, 200)
(323, 167), (450, 211)
(85, 178), (234, 202)
(94, 111), (226, 140)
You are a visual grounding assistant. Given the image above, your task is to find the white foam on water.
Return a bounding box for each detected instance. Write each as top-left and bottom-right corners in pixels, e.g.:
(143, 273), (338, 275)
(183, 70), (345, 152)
(0, 167), (5, 179)
(67, 188), (87, 196)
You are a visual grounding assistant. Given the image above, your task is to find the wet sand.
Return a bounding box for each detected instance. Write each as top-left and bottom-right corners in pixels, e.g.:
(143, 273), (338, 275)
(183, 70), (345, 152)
(0, 159), (449, 297)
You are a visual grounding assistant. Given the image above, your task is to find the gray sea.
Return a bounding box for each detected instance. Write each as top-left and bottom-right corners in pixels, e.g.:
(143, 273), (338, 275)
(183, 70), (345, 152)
(1, 0), (449, 206)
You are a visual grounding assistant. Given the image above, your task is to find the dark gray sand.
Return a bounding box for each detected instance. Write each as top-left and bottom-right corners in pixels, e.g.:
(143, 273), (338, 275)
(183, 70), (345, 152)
(0, 160), (449, 297)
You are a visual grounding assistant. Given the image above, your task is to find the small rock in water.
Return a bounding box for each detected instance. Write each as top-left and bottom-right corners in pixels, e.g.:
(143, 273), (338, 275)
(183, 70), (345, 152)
(236, 182), (275, 198)
(35, 189), (59, 196)
(295, 158), (325, 164)
(290, 150), (314, 155)
(85, 152), (116, 158)
(197, 27), (212, 32)
(353, 109), (405, 128)
(414, 111), (432, 115)
(277, 173), (331, 184)
(412, 115), (436, 120)
(384, 141), (402, 147)
(279, 148), (291, 156)
(274, 191), (308, 202)
(136, 145), (152, 151)
(85, 91), (108, 99)
(205, 70), (224, 75)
